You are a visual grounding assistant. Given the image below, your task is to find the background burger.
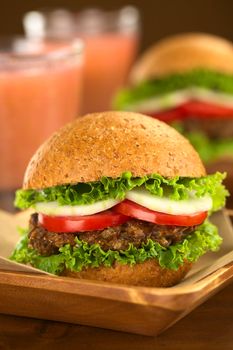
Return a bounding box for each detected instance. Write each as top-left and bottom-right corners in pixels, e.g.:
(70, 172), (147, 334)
(114, 33), (233, 202)
(11, 111), (227, 287)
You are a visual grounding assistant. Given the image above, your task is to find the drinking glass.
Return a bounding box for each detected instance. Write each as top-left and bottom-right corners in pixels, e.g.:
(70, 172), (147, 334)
(0, 37), (84, 211)
(24, 6), (140, 113)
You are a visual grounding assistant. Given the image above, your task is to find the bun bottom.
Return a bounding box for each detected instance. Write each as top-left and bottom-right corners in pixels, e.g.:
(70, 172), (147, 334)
(63, 259), (192, 287)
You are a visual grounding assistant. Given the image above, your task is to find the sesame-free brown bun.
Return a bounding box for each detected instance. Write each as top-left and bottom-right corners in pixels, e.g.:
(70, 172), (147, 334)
(130, 33), (233, 85)
(64, 259), (192, 287)
(23, 111), (205, 189)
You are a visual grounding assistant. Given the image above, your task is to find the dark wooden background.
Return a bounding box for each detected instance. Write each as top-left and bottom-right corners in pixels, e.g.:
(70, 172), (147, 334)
(0, 0), (232, 50)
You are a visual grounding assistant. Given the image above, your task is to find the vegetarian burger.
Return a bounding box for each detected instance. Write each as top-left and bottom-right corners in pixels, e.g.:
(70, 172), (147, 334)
(114, 33), (233, 198)
(11, 111), (227, 287)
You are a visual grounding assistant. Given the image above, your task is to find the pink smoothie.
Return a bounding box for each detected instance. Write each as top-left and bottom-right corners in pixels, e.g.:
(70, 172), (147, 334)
(23, 8), (140, 115)
(81, 33), (138, 114)
(0, 40), (83, 190)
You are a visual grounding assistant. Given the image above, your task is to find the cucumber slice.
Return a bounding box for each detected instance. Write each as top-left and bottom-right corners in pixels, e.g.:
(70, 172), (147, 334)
(34, 198), (121, 217)
(126, 189), (212, 215)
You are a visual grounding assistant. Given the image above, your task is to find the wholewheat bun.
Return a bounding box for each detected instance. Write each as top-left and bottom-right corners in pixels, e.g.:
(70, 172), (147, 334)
(23, 111), (206, 189)
(130, 33), (233, 85)
(64, 259), (192, 287)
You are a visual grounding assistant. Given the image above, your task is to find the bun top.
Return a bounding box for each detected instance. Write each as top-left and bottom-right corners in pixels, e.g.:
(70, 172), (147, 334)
(23, 111), (206, 189)
(130, 33), (233, 84)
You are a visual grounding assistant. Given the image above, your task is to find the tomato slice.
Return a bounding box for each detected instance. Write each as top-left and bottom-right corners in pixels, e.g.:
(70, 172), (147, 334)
(114, 200), (207, 226)
(143, 106), (184, 123)
(180, 101), (233, 118)
(142, 101), (233, 122)
(38, 210), (129, 233)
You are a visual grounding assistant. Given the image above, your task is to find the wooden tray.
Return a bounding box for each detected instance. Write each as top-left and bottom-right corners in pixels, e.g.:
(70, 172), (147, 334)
(0, 210), (233, 336)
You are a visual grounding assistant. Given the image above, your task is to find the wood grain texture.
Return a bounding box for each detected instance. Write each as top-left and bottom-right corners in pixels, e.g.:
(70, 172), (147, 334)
(0, 259), (232, 337)
(0, 282), (232, 350)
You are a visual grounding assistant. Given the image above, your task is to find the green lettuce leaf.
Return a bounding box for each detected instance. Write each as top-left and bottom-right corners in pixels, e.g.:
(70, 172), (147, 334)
(114, 69), (233, 110)
(14, 172), (228, 212)
(179, 129), (233, 164)
(10, 220), (222, 275)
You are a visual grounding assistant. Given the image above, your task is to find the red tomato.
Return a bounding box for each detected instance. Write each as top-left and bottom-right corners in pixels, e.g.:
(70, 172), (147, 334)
(142, 101), (233, 122)
(143, 106), (184, 123)
(180, 101), (233, 118)
(38, 210), (129, 233)
(114, 200), (207, 226)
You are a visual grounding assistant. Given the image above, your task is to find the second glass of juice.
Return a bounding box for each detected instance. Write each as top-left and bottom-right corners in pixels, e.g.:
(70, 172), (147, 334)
(24, 6), (140, 113)
(0, 37), (84, 211)
(75, 7), (140, 113)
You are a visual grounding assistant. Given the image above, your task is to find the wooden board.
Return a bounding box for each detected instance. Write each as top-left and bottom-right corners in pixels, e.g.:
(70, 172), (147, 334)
(1, 282), (233, 349)
(0, 260), (233, 336)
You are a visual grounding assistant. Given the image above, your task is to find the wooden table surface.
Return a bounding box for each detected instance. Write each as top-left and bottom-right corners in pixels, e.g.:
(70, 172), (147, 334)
(0, 281), (232, 350)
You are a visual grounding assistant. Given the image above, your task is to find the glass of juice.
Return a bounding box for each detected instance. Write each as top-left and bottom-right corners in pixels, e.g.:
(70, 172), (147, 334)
(23, 6), (140, 113)
(0, 37), (84, 211)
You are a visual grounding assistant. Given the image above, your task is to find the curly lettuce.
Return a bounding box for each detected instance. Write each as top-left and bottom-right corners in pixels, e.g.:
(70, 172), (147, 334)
(10, 220), (221, 275)
(182, 131), (233, 164)
(14, 172), (228, 212)
(114, 69), (233, 110)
